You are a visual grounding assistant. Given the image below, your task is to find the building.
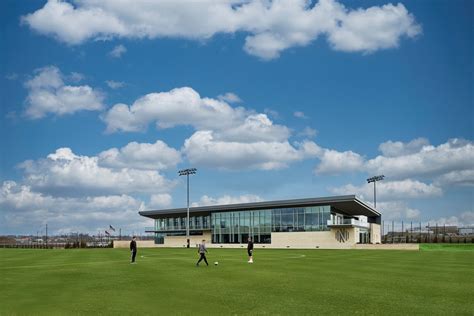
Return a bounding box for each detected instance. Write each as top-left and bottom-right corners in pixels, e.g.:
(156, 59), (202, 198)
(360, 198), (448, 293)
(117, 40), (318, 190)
(139, 195), (381, 249)
(426, 225), (459, 235)
(458, 227), (474, 235)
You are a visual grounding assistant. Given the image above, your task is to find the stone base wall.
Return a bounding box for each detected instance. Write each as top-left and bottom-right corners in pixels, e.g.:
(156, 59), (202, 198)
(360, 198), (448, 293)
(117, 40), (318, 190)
(156, 230), (358, 249)
(163, 232), (212, 248)
(370, 223), (381, 244)
(270, 230), (356, 249)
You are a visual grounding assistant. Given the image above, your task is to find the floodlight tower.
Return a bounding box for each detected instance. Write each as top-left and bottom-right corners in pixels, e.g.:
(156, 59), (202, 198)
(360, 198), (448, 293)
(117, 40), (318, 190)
(178, 168), (197, 248)
(366, 175), (385, 208)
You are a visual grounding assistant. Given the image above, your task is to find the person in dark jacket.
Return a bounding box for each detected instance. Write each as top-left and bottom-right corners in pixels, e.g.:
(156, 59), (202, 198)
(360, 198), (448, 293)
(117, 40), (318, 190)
(130, 236), (137, 264)
(196, 239), (208, 266)
(247, 237), (254, 263)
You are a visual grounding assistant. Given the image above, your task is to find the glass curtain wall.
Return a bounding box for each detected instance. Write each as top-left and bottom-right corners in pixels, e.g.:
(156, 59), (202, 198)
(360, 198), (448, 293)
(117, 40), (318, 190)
(212, 210), (272, 244)
(153, 215), (211, 244)
(154, 215), (211, 231)
(211, 206), (331, 244)
(271, 206), (331, 232)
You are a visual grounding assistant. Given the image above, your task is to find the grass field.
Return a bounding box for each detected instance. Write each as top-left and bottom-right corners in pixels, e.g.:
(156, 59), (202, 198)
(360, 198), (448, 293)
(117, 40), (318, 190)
(0, 246), (473, 315)
(419, 243), (474, 251)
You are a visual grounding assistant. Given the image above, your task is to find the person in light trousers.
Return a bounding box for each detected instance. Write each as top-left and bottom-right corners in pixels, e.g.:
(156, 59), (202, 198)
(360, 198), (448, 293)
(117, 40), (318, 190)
(196, 239), (208, 266)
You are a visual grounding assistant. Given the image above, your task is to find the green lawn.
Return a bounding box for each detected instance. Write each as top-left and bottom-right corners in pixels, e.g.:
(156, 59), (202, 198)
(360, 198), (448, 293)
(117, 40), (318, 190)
(0, 247), (472, 315)
(420, 243), (474, 251)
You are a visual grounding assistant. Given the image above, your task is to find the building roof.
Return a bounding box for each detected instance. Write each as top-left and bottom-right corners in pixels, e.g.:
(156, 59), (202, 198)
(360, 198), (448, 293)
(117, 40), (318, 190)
(139, 195), (380, 219)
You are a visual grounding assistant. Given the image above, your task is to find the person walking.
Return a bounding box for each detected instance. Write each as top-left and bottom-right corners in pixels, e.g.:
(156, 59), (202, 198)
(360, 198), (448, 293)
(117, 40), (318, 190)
(130, 236), (137, 264)
(196, 239), (208, 266)
(247, 237), (254, 263)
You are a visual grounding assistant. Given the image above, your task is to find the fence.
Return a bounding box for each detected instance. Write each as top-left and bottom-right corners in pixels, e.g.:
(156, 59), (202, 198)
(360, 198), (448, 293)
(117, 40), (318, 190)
(381, 221), (474, 244)
(0, 243), (66, 249)
(0, 234), (155, 249)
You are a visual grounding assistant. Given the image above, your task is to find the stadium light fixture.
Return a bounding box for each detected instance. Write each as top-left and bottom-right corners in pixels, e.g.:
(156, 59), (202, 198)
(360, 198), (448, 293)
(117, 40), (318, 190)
(366, 175), (385, 208)
(178, 168), (197, 248)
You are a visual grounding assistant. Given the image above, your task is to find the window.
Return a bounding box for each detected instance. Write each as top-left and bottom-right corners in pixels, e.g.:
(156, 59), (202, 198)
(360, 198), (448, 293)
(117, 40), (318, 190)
(211, 210), (271, 244)
(194, 216), (202, 229)
(272, 209), (281, 232)
(295, 208), (305, 231)
(174, 217), (180, 230)
(209, 205), (332, 243)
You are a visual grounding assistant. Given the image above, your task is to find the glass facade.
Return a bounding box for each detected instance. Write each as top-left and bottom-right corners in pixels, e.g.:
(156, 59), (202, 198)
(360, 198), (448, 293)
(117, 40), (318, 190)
(153, 215), (210, 244)
(211, 206), (331, 244)
(211, 209), (272, 244)
(153, 206), (331, 244)
(155, 214), (211, 231)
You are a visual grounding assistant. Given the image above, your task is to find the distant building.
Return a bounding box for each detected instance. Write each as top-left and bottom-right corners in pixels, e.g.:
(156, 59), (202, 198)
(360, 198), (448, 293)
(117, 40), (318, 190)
(139, 195), (381, 249)
(459, 227), (474, 235)
(426, 225), (459, 234)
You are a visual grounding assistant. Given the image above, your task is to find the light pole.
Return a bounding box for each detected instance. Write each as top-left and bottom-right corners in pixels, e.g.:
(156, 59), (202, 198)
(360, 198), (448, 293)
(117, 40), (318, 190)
(366, 175), (385, 208)
(178, 168), (197, 248)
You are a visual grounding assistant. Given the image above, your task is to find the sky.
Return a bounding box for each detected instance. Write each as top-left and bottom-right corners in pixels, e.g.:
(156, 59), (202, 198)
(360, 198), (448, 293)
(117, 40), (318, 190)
(0, 0), (473, 235)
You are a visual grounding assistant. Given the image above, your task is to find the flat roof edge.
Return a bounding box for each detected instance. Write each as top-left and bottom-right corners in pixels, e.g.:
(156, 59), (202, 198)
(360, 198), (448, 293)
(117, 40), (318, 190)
(139, 195), (380, 218)
(353, 197), (380, 216)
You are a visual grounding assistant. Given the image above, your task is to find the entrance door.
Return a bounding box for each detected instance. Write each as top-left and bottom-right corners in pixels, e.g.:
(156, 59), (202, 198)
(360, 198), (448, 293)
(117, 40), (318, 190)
(359, 231), (369, 243)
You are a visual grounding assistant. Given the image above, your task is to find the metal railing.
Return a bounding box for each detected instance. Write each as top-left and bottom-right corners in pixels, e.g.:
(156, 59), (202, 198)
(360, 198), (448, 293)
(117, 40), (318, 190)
(327, 218), (370, 228)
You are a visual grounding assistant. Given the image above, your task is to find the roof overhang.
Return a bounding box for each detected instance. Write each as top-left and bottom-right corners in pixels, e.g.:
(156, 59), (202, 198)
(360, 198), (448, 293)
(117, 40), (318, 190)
(139, 195), (380, 219)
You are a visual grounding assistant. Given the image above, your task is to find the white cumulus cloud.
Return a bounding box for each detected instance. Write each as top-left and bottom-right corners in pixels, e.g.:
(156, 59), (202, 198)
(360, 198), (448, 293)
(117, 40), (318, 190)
(330, 179), (443, 200)
(98, 140), (181, 170)
(428, 211), (474, 226)
(183, 131), (319, 170)
(19, 147), (175, 197)
(22, 0), (421, 59)
(375, 201), (421, 220)
(102, 86), (329, 170)
(103, 87), (246, 133)
(327, 2), (421, 53)
(378, 137), (430, 157)
(434, 170), (474, 187)
(315, 149), (365, 174)
(148, 194), (172, 209)
(103, 87), (290, 142)
(0, 181), (150, 235)
(367, 138), (474, 180)
(314, 138), (474, 186)
(24, 65), (104, 119)
(192, 194), (264, 207)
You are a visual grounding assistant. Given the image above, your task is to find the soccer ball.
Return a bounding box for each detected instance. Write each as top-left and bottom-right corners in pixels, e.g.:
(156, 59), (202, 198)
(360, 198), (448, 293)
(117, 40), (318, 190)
(214, 261), (219, 266)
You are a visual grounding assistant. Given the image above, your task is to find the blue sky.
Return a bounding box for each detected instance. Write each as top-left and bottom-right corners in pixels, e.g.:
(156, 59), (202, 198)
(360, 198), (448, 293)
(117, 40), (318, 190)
(1, 0), (472, 235)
